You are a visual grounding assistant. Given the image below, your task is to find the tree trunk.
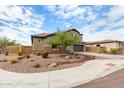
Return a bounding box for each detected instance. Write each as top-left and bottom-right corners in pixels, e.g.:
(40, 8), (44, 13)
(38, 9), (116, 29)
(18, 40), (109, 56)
(58, 45), (66, 53)
(1, 47), (7, 54)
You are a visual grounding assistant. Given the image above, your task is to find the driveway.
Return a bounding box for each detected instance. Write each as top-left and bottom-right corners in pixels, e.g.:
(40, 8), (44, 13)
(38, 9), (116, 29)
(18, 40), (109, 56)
(78, 52), (124, 59)
(0, 59), (124, 88)
(74, 67), (124, 88)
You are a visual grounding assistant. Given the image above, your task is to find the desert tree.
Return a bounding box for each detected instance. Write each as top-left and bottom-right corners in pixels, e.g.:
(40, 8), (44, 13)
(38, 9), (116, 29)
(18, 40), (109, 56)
(0, 36), (19, 54)
(48, 29), (80, 53)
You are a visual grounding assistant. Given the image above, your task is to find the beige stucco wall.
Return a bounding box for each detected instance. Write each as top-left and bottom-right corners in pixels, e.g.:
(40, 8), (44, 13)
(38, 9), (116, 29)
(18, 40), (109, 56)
(32, 37), (51, 51)
(87, 42), (124, 52)
(99, 43), (118, 51)
(86, 46), (106, 53)
(119, 43), (124, 48)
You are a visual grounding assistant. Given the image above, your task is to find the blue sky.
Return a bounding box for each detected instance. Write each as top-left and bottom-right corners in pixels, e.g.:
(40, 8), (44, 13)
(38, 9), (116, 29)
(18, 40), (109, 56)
(0, 5), (124, 45)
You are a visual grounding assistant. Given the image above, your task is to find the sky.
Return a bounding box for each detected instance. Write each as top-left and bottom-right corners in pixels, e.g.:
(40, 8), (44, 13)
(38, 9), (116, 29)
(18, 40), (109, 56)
(0, 5), (124, 45)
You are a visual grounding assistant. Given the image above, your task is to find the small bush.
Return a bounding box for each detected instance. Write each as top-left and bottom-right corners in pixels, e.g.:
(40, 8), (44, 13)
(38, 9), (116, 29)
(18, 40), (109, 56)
(18, 52), (22, 56)
(33, 64), (40, 68)
(25, 54), (30, 59)
(42, 52), (49, 58)
(30, 58), (34, 62)
(110, 48), (120, 54)
(36, 52), (41, 56)
(5, 51), (8, 56)
(75, 53), (80, 56)
(8, 57), (17, 64)
(68, 51), (75, 55)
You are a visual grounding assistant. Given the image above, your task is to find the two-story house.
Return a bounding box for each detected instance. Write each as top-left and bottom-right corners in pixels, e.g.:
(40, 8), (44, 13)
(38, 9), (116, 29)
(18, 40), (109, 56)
(31, 29), (85, 53)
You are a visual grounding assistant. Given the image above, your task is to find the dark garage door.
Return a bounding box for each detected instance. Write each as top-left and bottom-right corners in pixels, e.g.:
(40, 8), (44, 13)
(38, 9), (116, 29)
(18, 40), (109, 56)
(73, 45), (84, 52)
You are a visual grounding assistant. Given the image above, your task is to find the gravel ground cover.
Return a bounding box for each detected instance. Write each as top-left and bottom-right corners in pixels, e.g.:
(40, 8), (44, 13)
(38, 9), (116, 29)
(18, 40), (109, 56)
(0, 54), (95, 73)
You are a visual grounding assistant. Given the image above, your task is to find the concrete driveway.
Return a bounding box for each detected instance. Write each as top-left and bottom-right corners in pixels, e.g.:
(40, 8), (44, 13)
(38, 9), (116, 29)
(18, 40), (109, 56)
(74, 67), (124, 88)
(78, 52), (124, 59)
(0, 58), (124, 88)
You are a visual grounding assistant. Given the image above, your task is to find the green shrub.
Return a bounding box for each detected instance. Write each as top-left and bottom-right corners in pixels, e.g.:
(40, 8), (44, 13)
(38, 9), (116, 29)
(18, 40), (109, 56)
(42, 52), (49, 58)
(5, 51), (8, 56)
(30, 58), (34, 62)
(25, 54), (30, 59)
(36, 52), (41, 56)
(110, 48), (120, 54)
(68, 51), (75, 55)
(33, 64), (40, 68)
(8, 57), (17, 64)
(18, 52), (22, 56)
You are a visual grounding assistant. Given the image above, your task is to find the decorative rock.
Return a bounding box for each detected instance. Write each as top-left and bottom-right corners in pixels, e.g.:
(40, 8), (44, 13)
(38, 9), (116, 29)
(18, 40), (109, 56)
(65, 56), (69, 59)
(65, 56), (72, 59)
(48, 63), (58, 68)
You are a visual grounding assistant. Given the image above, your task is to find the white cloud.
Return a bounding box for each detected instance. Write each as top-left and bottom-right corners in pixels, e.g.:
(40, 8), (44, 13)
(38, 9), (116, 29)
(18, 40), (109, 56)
(0, 5), (46, 45)
(84, 29), (124, 42)
(80, 17), (124, 42)
(0, 6), (24, 21)
(1, 5), (124, 45)
(107, 6), (124, 21)
(0, 27), (29, 44)
(46, 5), (57, 12)
(46, 5), (86, 19)
(46, 5), (124, 42)
(79, 5), (124, 42)
(80, 19), (107, 34)
(65, 5), (79, 11)
(64, 22), (72, 29)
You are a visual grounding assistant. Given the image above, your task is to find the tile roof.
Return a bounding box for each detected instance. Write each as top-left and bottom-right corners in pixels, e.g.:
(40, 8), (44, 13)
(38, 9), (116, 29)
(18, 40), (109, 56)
(31, 33), (55, 38)
(86, 39), (124, 44)
(31, 29), (82, 38)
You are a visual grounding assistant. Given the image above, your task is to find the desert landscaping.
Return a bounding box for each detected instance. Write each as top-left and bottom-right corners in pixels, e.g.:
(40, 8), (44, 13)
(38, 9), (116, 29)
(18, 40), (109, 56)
(0, 29), (122, 73)
(0, 53), (95, 73)
(1, 5), (124, 88)
(0, 30), (96, 73)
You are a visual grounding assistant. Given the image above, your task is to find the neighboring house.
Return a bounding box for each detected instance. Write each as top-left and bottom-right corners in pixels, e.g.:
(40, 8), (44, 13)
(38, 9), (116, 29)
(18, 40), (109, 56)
(86, 39), (124, 52)
(31, 29), (85, 53)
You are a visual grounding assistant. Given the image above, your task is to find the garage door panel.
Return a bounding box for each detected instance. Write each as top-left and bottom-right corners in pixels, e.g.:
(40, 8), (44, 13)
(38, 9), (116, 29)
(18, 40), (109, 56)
(73, 45), (83, 52)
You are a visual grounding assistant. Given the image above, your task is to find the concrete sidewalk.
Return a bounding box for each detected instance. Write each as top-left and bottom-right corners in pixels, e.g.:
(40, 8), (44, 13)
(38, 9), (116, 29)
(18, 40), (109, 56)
(0, 59), (124, 88)
(78, 52), (124, 59)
